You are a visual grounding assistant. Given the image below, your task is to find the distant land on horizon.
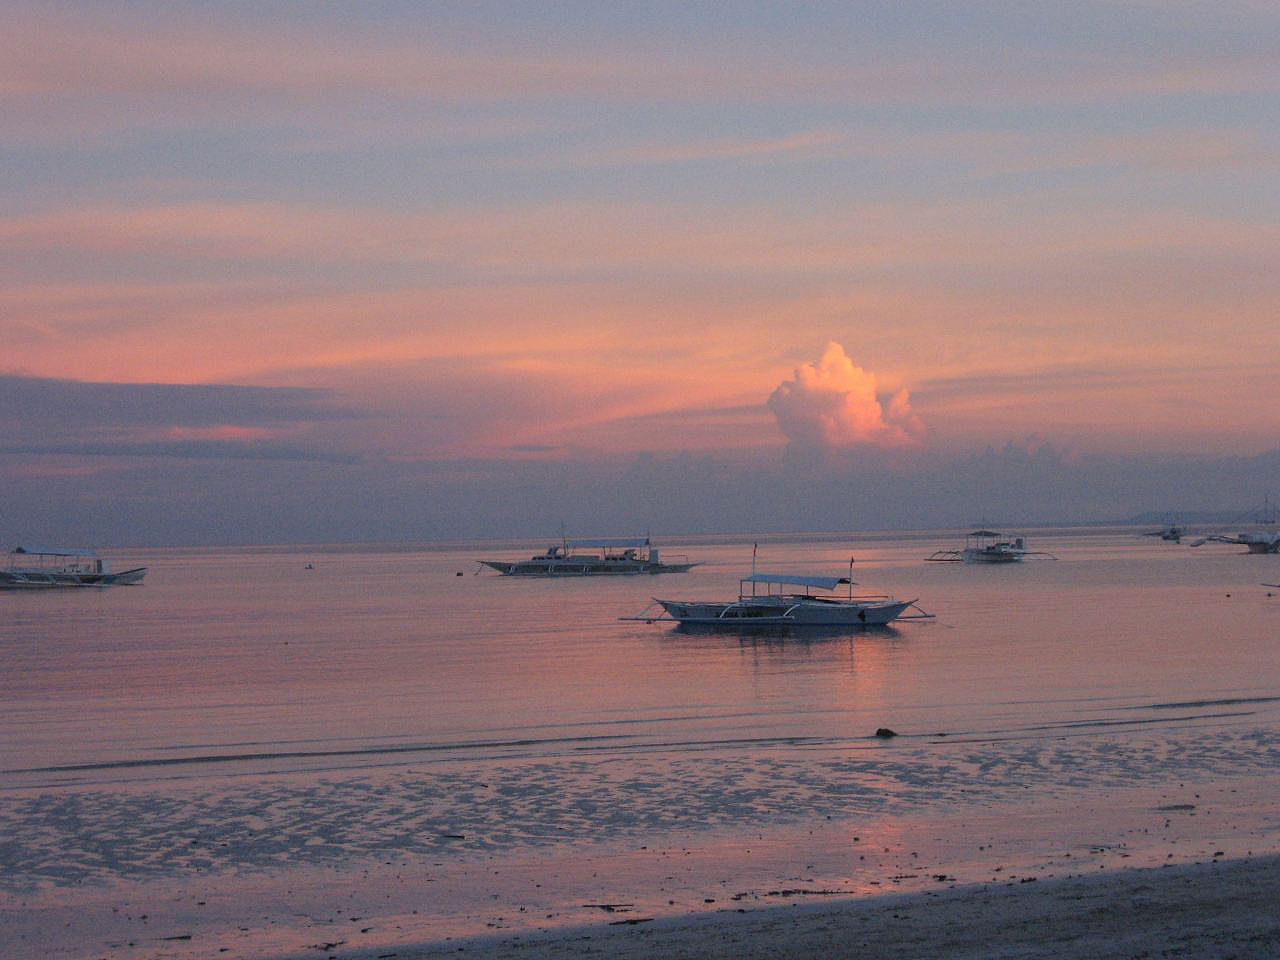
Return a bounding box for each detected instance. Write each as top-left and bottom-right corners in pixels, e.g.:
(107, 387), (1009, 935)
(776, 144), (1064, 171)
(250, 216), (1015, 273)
(43, 509), (1278, 554)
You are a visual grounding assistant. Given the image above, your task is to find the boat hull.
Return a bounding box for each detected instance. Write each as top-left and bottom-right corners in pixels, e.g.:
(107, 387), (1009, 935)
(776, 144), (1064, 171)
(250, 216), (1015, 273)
(0, 566), (147, 589)
(961, 548), (1024, 563)
(480, 560), (697, 576)
(655, 597), (912, 627)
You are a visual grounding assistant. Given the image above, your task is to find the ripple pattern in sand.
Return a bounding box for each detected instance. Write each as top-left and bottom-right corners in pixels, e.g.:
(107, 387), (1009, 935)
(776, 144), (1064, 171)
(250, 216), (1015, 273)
(3, 723), (1279, 892)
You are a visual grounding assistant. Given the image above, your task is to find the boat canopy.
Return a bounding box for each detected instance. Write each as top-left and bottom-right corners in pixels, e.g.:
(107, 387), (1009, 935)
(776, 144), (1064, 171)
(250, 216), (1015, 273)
(968, 530), (1001, 538)
(10, 546), (99, 557)
(566, 538), (650, 549)
(742, 573), (851, 591)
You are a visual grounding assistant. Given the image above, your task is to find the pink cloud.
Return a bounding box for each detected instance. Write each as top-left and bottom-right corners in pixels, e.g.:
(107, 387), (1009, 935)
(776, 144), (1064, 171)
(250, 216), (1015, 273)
(5, 5), (1276, 144)
(768, 342), (924, 451)
(598, 129), (849, 166)
(166, 425), (279, 442)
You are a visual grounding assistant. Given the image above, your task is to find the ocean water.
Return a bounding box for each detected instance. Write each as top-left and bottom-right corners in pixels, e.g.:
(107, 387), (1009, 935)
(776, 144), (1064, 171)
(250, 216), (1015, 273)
(3, 528), (1280, 956)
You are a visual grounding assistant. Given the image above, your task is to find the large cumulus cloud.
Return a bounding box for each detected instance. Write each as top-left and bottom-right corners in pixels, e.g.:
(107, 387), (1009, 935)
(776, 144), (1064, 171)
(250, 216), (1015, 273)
(767, 342), (924, 451)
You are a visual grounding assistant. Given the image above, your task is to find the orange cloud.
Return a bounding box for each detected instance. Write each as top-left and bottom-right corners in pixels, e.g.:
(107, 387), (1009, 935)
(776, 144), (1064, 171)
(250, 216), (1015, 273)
(768, 342), (924, 451)
(3, 190), (1277, 459)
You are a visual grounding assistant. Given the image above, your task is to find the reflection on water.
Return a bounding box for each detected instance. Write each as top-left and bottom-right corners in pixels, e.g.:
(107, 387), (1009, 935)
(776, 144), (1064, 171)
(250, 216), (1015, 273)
(669, 622), (902, 642)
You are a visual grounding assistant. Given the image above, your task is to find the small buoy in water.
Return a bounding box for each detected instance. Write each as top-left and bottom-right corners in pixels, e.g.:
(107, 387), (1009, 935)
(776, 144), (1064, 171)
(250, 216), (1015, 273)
(875, 728), (898, 738)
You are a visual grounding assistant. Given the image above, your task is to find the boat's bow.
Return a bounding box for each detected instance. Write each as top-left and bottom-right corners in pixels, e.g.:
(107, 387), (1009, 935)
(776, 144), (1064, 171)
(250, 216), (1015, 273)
(105, 567), (147, 585)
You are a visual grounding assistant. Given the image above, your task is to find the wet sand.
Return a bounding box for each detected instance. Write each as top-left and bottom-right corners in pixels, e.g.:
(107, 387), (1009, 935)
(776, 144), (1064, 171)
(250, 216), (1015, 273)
(4, 773), (1278, 958)
(401, 855), (1280, 960)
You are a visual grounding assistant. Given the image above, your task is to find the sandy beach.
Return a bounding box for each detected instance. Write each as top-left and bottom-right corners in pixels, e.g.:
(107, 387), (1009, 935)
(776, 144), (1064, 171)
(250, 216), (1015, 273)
(399, 855), (1280, 960)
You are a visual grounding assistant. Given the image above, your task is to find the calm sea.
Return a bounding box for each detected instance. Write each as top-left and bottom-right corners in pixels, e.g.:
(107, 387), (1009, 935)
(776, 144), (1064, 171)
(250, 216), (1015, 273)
(3, 527), (1279, 953)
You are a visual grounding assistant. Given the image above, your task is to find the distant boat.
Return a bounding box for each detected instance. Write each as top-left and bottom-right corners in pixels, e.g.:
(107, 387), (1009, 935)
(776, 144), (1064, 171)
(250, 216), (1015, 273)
(0, 547), (147, 589)
(1189, 498), (1280, 554)
(926, 530), (1057, 564)
(1191, 530), (1280, 554)
(628, 568), (932, 628)
(1143, 524), (1183, 543)
(478, 537), (697, 576)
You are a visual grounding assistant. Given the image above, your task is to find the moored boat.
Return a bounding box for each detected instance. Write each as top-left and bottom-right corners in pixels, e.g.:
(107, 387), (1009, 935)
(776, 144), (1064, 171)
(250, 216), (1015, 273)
(1189, 498), (1280, 554)
(1, 547), (147, 589)
(1190, 530), (1280, 554)
(479, 537), (697, 576)
(629, 570), (932, 629)
(926, 530), (1056, 564)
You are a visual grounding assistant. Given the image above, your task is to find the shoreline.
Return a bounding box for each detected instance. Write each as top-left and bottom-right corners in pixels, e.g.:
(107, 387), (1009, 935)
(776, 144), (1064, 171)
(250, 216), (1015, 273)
(394, 854), (1280, 960)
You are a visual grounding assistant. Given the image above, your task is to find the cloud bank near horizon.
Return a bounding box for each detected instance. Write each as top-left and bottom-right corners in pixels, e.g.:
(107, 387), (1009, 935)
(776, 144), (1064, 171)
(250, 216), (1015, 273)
(1, 367), (1276, 547)
(0, 374), (366, 464)
(6, 433), (1280, 547)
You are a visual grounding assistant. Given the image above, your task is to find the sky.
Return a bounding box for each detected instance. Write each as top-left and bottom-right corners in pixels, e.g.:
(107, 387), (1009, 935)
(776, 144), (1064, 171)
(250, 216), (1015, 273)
(3, 1), (1280, 545)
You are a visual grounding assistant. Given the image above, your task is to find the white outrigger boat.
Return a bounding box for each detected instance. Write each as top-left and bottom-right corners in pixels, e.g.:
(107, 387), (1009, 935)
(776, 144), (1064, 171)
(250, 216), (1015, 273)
(1190, 497), (1280, 554)
(926, 530), (1056, 564)
(626, 567), (932, 629)
(1190, 529), (1280, 554)
(1, 547), (147, 589)
(479, 537), (697, 576)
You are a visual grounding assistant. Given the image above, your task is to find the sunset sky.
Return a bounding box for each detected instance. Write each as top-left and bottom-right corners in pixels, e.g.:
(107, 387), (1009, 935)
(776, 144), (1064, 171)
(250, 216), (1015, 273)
(3, 2), (1279, 544)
